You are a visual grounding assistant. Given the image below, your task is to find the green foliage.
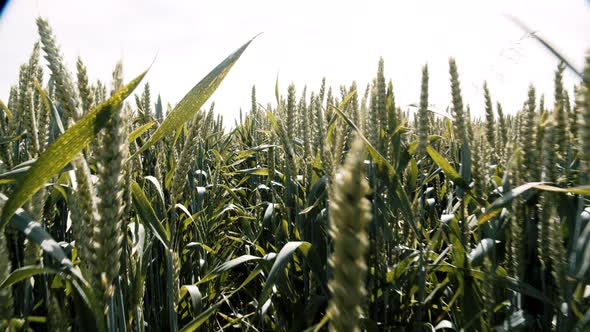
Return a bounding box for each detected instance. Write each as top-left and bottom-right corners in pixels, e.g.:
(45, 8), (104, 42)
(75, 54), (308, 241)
(0, 70), (147, 227)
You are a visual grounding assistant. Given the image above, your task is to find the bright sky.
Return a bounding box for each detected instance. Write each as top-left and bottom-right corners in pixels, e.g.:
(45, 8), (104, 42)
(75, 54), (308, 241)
(0, 1), (588, 125)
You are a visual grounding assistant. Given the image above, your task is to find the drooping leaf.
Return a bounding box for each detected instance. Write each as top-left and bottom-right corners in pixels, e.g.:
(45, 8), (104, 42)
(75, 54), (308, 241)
(0, 99), (13, 122)
(434, 320), (456, 331)
(258, 241), (311, 311)
(426, 145), (466, 188)
(0, 265), (105, 332)
(477, 183), (585, 226)
(532, 184), (590, 195)
(185, 242), (214, 254)
(180, 285), (203, 316)
(182, 268), (264, 328)
(468, 238), (497, 267)
(131, 180), (170, 249)
(0, 266), (59, 289)
(199, 252), (274, 282)
(0, 164), (33, 184)
(144, 175), (166, 207)
(478, 182), (545, 225)
(1, 193), (72, 268)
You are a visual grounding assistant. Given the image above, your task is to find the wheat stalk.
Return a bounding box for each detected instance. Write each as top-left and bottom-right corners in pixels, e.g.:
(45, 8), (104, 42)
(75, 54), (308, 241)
(328, 137), (371, 332)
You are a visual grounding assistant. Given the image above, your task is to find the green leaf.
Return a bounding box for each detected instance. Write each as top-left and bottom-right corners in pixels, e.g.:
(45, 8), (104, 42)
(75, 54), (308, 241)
(128, 120), (156, 143)
(0, 266), (58, 289)
(33, 79), (63, 134)
(38, 80), (67, 135)
(478, 182), (544, 225)
(131, 36), (257, 158)
(179, 303), (221, 332)
(263, 203), (275, 224)
(197, 254), (274, 285)
(235, 144), (277, 159)
(186, 242), (214, 254)
(478, 183), (590, 226)
(434, 320), (456, 331)
(425, 145), (465, 187)
(231, 167), (269, 176)
(0, 70), (147, 227)
(0, 165), (33, 184)
(0, 99), (13, 122)
(0, 265), (105, 332)
(0, 159), (74, 184)
(532, 184), (590, 195)
(211, 254), (272, 275)
(386, 251), (419, 283)
(181, 268), (264, 329)
(144, 175), (165, 207)
(468, 238), (496, 267)
(0, 193), (72, 268)
(180, 285), (203, 316)
(131, 180), (170, 249)
(258, 241), (311, 311)
(407, 135), (444, 155)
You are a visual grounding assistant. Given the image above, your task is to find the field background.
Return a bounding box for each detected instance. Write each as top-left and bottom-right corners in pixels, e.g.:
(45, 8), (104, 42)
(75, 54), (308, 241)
(0, 3), (589, 332)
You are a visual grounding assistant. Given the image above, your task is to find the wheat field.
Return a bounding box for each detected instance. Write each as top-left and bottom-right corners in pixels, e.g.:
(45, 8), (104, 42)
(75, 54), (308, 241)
(0, 17), (589, 332)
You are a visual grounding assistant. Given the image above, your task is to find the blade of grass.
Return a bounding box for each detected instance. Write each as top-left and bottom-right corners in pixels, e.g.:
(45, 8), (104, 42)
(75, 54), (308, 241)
(0, 99), (13, 122)
(258, 241), (311, 311)
(131, 35), (259, 159)
(1, 193), (72, 267)
(128, 120), (156, 143)
(131, 180), (170, 249)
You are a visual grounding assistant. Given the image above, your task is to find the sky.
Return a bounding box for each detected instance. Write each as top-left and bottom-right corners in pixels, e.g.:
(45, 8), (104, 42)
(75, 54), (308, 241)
(0, 0), (588, 126)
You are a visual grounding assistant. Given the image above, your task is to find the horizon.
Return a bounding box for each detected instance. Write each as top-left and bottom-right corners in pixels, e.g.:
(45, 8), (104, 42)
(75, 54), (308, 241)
(1, 1), (588, 126)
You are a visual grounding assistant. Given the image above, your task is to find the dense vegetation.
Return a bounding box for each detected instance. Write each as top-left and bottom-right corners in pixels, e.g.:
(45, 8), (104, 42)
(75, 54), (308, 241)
(0, 17), (589, 332)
